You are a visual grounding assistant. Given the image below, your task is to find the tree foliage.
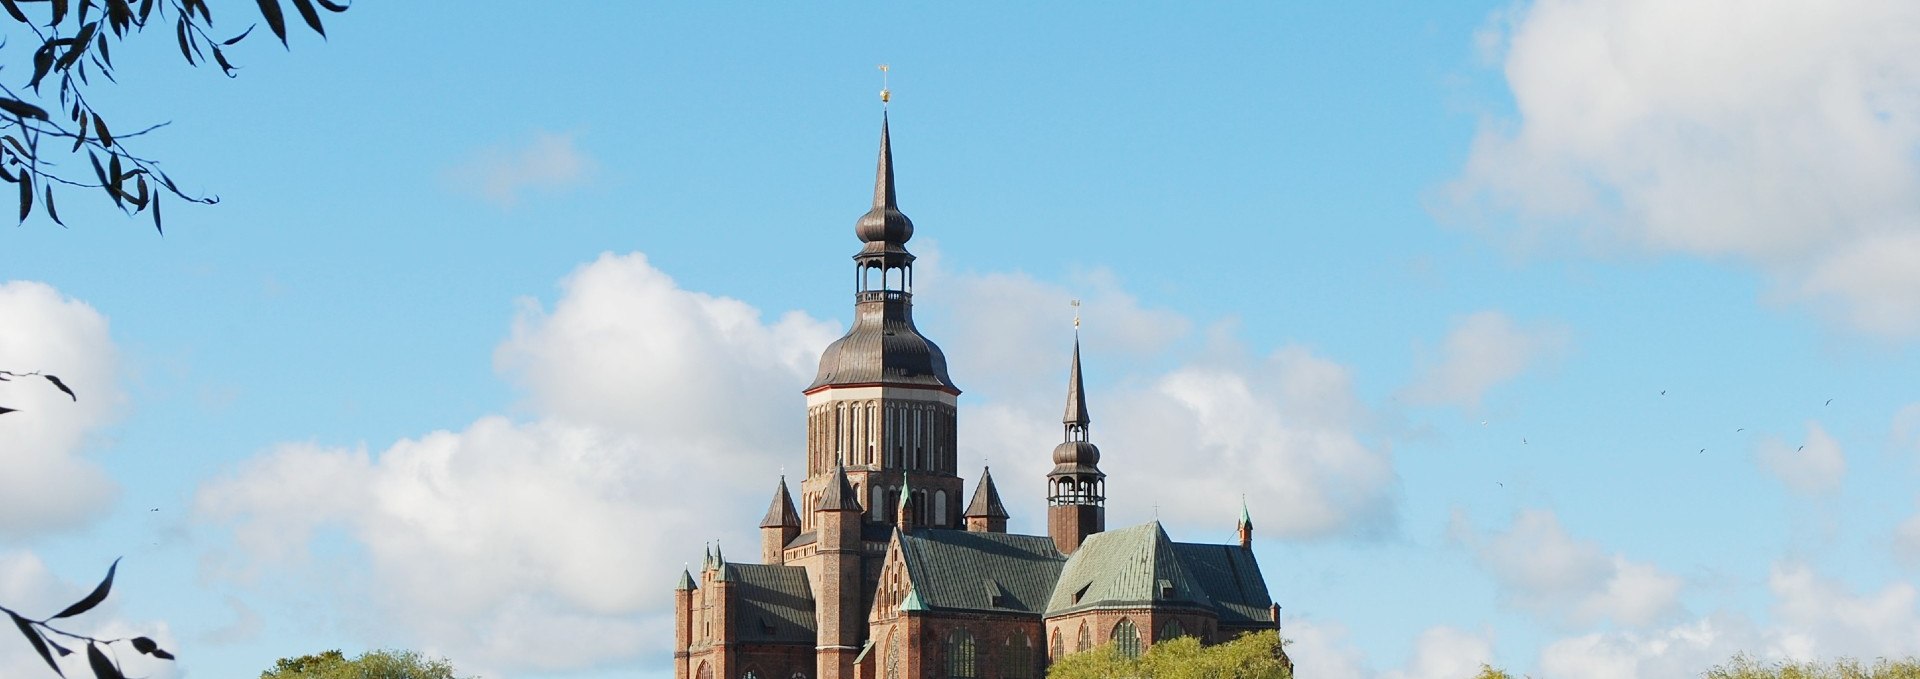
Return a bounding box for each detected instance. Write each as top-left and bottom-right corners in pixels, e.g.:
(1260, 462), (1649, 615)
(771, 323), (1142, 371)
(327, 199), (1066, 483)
(1046, 630), (1292, 679)
(261, 648), (470, 679)
(1471, 664), (1518, 679)
(0, 0), (346, 233)
(1703, 654), (1920, 679)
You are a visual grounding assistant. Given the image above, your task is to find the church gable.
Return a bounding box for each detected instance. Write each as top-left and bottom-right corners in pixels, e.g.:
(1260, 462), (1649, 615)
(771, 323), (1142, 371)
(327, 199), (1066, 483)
(725, 563), (817, 645)
(1044, 522), (1213, 616)
(1172, 541), (1276, 627)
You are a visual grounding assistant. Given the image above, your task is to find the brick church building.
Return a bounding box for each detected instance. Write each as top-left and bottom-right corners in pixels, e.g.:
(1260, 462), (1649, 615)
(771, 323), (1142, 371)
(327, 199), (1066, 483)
(672, 114), (1282, 679)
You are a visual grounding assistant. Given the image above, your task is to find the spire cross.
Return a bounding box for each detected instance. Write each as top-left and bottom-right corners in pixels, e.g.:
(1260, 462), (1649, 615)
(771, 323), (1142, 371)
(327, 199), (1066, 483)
(878, 64), (891, 107)
(1071, 298), (1081, 330)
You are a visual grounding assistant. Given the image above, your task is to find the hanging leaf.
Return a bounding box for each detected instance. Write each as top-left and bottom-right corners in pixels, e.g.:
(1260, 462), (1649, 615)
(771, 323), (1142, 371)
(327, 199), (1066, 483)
(72, 111), (88, 152)
(51, 556), (119, 619)
(223, 24), (254, 45)
(315, 0), (347, 11)
(174, 17), (193, 65)
(9, 612), (62, 676)
(86, 642), (124, 679)
(45, 374), (76, 400)
(255, 0), (287, 46)
(150, 190), (160, 234)
(0, 97), (49, 120)
(0, 406), (17, 415)
(129, 637), (173, 660)
(19, 171), (31, 222)
(0, 0), (25, 23)
(94, 113), (112, 148)
(46, 184), (62, 225)
(289, 0), (322, 36)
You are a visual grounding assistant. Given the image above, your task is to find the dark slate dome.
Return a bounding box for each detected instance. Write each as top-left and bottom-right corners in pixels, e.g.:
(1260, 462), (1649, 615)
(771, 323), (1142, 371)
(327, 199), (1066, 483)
(1051, 440), (1102, 470)
(807, 300), (957, 392)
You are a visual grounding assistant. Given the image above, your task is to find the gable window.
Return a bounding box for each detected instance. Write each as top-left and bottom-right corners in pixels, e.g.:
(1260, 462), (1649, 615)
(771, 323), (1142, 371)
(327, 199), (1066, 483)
(1112, 619), (1141, 659)
(947, 628), (978, 679)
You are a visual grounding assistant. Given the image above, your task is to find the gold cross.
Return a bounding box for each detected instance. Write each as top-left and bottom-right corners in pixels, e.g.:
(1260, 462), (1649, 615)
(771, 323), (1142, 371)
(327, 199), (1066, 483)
(1071, 299), (1081, 329)
(879, 64), (891, 105)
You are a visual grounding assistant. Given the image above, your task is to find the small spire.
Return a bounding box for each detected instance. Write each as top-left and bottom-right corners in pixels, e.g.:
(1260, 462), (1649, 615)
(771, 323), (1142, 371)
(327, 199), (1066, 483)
(874, 114), (898, 210)
(675, 569), (696, 591)
(964, 467), (1009, 519)
(819, 465), (863, 512)
(898, 587), (926, 613)
(760, 476), (801, 528)
(1239, 496), (1253, 529)
(703, 543), (713, 569)
(1064, 332), (1091, 427)
(713, 542), (724, 565)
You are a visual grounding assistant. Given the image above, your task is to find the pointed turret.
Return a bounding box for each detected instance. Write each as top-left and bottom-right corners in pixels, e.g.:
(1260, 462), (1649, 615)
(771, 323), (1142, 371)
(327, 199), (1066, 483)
(1048, 334), (1106, 555)
(675, 569), (696, 591)
(964, 467), (1009, 533)
(1064, 337), (1090, 427)
(1237, 498), (1254, 549)
(761, 476), (802, 564)
(819, 465), (863, 513)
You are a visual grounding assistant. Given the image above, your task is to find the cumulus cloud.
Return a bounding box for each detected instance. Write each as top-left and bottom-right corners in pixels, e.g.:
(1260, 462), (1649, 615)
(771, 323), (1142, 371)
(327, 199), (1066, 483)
(0, 551), (177, 679)
(198, 253), (837, 674)
(1401, 311), (1569, 409)
(0, 281), (122, 537)
(447, 130), (596, 207)
(1456, 508), (1682, 627)
(1755, 422), (1846, 496)
(1285, 619), (1495, 679)
(1538, 562), (1920, 678)
(1447, 0), (1920, 338)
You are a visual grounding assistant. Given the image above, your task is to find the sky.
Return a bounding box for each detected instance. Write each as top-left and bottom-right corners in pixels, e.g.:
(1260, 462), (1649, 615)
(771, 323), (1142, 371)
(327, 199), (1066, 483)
(4, 1), (1920, 677)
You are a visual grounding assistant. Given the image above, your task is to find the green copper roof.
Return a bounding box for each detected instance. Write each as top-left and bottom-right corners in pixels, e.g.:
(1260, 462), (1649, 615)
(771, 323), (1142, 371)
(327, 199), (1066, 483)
(1044, 521), (1210, 616)
(896, 530), (1064, 615)
(675, 569), (696, 591)
(898, 587), (927, 612)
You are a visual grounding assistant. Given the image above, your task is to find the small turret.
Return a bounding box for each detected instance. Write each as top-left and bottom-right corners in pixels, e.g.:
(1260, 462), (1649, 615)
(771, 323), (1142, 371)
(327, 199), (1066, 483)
(964, 467), (1009, 533)
(760, 476), (801, 564)
(1048, 335), (1106, 555)
(1237, 498), (1254, 549)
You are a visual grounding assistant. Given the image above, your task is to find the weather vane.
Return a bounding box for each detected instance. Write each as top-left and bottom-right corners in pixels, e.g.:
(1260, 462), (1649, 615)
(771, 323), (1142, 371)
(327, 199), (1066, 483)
(879, 64), (891, 107)
(1071, 298), (1081, 330)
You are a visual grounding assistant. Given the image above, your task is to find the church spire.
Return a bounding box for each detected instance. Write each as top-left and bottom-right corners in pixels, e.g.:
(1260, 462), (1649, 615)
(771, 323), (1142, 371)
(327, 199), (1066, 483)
(964, 466), (1009, 533)
(1064, 333), (1090, 431)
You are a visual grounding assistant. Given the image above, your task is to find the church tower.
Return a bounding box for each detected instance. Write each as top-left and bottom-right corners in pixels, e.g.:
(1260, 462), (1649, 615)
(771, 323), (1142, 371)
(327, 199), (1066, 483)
(1047, 335), (1106, 554)
(798, 114), (964, 534)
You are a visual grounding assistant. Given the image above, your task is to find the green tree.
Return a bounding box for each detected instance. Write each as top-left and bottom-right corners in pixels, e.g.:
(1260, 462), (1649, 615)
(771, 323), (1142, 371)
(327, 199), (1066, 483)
(1471, 664), (1518, 679)
(0, 0), (343, 233)
(1703, 654), (1920, 679)
(1048, 630), (1292, 679)
(262, 649), (471, 679)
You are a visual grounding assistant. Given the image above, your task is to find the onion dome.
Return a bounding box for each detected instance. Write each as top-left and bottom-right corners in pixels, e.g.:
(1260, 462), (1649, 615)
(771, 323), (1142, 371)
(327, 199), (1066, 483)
(855, 114), (914, 246)
(1050, 336), (1103, 474)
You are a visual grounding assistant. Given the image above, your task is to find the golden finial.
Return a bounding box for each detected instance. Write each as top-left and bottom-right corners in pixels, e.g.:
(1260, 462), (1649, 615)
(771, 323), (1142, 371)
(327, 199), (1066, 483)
(1071, 299), (1081, 330)
(878, 64), (891, 106)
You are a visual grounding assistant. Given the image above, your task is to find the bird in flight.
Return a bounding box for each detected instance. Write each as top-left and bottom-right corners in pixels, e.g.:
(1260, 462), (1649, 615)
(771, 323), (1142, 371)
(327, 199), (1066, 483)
(1798, 445), (1806, 452)
(1661, 390), (1667, 396)
(1825, 398), (1834, 406)
(1699, 448), (1707, 453)
(1736, 428), (1745, 432)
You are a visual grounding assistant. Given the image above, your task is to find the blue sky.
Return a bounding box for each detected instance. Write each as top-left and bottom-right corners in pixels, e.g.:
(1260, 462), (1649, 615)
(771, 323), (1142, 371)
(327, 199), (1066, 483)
(5, 2), (1920, 677)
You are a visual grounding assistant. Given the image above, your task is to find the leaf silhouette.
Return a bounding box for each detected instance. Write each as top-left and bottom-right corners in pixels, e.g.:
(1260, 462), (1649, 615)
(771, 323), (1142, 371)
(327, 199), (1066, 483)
(52, 557), (119, 619)
(9, 611), (62, 676)
(255, 0), (287, 46)
(130, 636), (173, 660)
(45, 374), (76, 400)
(86, 642), (124, 679)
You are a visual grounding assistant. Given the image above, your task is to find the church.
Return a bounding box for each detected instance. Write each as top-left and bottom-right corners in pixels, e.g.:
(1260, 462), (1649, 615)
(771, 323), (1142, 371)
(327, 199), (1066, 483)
(671, 112), (1282, 679)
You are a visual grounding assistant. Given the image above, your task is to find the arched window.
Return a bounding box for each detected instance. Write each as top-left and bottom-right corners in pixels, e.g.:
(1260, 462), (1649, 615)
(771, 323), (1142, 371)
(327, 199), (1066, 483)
(697, 662), (713, 679)
(871, 485), (885, 521)
(1076, 622), (1092, 653)
(1050, 629), (1063, 660)
(933, 490), (948, 526)
(1004, 633), (1033, 679)
(742, 671), (760, 679)
(947, 628), (978, 679)
(886, 629), (901, 679)
(1112, 619), (1141, 659)
(1161, 619), (1186, 641)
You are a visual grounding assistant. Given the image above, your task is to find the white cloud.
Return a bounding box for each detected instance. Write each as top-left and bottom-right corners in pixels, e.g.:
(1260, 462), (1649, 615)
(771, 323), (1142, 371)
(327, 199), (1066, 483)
(447, 130), (596, 207)
(1533, 562), (1920, 678)
(1285, 618), (1495, 679)
(0, 551), (178, 679)
(1457, 508), (1682, 627)
(199, 253), (836, 675)
(1755, 422), (1846, 496)
(0, 281), (122, 537)
(1893, 403), (1920, 458)
(1448, 0), (1920, 338)
(1402, 311), (1569, 409)
(1381, 626), (1498, 679)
